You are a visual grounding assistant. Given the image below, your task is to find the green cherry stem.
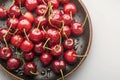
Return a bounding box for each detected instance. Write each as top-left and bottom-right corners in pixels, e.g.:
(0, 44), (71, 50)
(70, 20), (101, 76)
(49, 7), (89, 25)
(23, 29), (29, 41)
(82, 14), (88, 27)
(42, 26), (46, 33)
(60, 69), (65, 80)
(43, 38), (50, 48)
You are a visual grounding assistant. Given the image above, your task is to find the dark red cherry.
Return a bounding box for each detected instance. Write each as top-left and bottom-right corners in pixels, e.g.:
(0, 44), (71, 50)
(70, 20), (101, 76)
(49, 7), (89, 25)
(0, 7), (7, 19)
(48, 0), (59, 9)
(50, 44), (63, 57)
(8, 5), (21, 18)
(7, 17), (19, 29)
(61, 25), (71, 38)
(52, 60), (66, 73)
(29, 28), (43, 43)
(23, 52), (35, 61)
(40, 52), (52, 66)
(63, 3), (77, 15)
(11, 35), (24, 48)
(71, 22), (84, 36)
(0, 47), (12, 60)
(62, 14), (73, 25)
(63, 38), (74, 50)
(37, 0), (47, 4)
(64, 50), (77, 63)
(59, 0), (69, 4)
(15, 0), (26, 6)
(25, 0), (38, 11)
(23, 62), (37, 75)
(34, 42), (45, 55)
(36, 4), (48, 16)
(7, 57), (21, 70)
(20, 40), (34, 52)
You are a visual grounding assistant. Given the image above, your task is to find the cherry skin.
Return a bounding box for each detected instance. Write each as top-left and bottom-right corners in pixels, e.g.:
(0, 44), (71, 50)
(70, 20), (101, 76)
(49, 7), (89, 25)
(62, 14), (73, 25)
(52, 9), (62, 15)
(37, 0), (47, 4)
(7, 57), (21, 70)
(50, 44), (63, 57)
(61, 25), (71, 38)
(40, 52), (52, 66)
(34, 42), (46, 55)
(17, 19), (32, 33)
(52, 60), (66, 73)
(59, 0), (69, 4)
(63, 38), (74, 50)
(25, 0), (38, 11)
(20, 40), (34, 52)
(8, 5), (21, 18)
(7, 17), (19, 29)
(10, 35), (24, 48)
(36, 4), (48, 16)
(20, 12), (35, 23)
(64, 50), (77, 63)
(0, 28), (12, 42)
(63, 3), (77, 15)
(23, 52), (35, 61)
(48, 0), (59, 9)
(23, 62), (37, 75)
(15, 0), (26, 6)
(29, 28), (43, 43)
(0, 47), (12, 60)
(0, 7), (7, 19)
(71, 22), (84, 36)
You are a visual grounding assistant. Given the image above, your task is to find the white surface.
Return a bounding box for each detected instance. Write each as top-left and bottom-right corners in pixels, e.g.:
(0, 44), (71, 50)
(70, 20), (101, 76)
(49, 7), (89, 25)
(1, 0), (120, 80)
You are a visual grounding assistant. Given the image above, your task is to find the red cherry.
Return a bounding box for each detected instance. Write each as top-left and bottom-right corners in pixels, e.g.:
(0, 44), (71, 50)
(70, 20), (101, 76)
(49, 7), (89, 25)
(52, 9), (62, 15)
(7, 17), (19, 29)
(64, 50), (77, 63)
(50, 44), (63, 57)
(63, 3), (77, 15)
(20, 12), (35, 23)
(29, 28), (43, 43)
(62, 14), (73, 25)
(48, 0), (59, 9)
(59, 0), (69, 4)
(40, 52), (52, 66)
(0, 28), (12, 42)
(17, 19), (32, 33)
(52, 60), (66, 73)
(63, 38), (74, 50)
(36, 4), (48, 16)
(23, 52), (35, 61)
(71, 22), (84, 36)
(34, 42), (46, 55)
(8, 5), (21, 18)
(61, 25), (71, 38)
(15, 0), (26, 6)
(37, 0), (47, 4)
(0, 7), (7, 19)
(10, 35), (24, 48)
(20, 40), (34, 52)
(0, 47), (12, 60)
(7, 57), (21, 70)
(25, 0), (38, 11)
(23, 62), (37, 75)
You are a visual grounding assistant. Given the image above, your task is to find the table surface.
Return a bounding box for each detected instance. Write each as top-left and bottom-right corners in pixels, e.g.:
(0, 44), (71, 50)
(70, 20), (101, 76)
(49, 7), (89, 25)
(1, 0), (120, 80)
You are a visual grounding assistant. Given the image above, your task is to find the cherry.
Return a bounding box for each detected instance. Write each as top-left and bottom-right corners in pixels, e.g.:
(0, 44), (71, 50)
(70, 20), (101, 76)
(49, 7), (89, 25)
(64, 50), (77, 63)
(20, 40), (34, 52)
(7, 57), (21, 70)
(52, 9), (62, 15)
(23, 52), (35, 61)
(0, 7), (7, 19)
(0, 46), (12, 60)
(29, 28), (43, 43)
(17, 19), (32, 33)
(37, 0), (47, 4)
(23, 62), (37, 75)
(62, 14), (73, 25)
(50, 44), (63, 57)
(10, 35), (24, 48)
(63, 38), (74, 50)
(36, 4), (48, 16)
(59, 0), (69, 4)
(25, 0), (38, 11)
(63, 3), (77, 15)
(8, 5), (21, 18)
(48, 0), (59, 9)
(20, 12), (35, 23)
(34, 42), (45, 55)
(61, 25), (71, 38)
(71, 22), (84, 36)
(40, 52), (52, 66)
(15, 0), (26, 6)
(7, 17), (19, 29)
(0, 28), (12, 42)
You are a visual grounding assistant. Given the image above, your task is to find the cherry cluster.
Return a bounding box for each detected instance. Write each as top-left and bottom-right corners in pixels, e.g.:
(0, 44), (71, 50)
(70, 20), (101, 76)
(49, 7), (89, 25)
(0, 0), (87, 79)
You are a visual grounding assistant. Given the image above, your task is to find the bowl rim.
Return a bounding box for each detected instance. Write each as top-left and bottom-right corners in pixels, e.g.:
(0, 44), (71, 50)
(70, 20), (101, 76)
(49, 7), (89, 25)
(0, 0), (92, 80)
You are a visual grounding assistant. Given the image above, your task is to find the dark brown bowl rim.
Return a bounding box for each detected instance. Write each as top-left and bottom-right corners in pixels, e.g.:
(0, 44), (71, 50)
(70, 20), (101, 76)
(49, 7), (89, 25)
(0, 0), (92, 80)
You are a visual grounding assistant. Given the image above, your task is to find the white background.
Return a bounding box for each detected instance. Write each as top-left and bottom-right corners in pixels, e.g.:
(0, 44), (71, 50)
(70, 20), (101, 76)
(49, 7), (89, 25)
(1, 0), (120, 80)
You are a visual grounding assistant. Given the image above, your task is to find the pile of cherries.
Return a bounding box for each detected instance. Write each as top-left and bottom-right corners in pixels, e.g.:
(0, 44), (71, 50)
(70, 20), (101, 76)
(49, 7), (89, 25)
(0, 0), (87, 79)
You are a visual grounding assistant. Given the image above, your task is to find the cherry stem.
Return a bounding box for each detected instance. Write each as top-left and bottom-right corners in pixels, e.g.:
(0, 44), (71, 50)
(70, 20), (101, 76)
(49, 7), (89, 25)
(19, 3), (23, 15)
(60, 69), (65, 80)
(15, 48), (19, 58)
(43, 38), (50, 48)
(22, 58), (26, 65)
(42, 0), (47, 5)
(43, 6), (48, 17)
(70, 11), (73, 20)
(73, 54), (87, 58)
(30, 71), (39, 75)
(37, 20), (41, 29)
(23, 29), (29, 41)
(82, 15), (88, 27)
(59, 32), (62, 46)
(13, 29), (19, 35)
(42, 26), (46, 33)
(45, 47), (52, 50)
(7, 0), (15, 10)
